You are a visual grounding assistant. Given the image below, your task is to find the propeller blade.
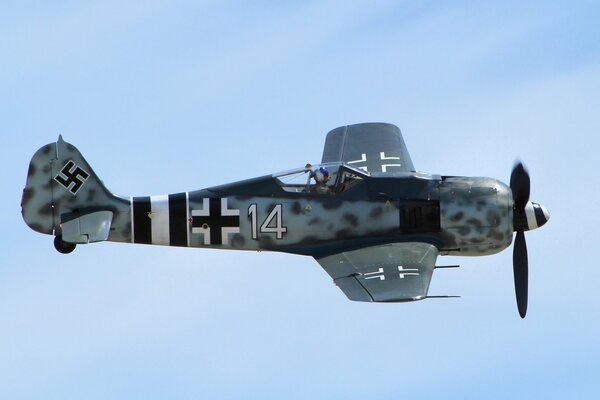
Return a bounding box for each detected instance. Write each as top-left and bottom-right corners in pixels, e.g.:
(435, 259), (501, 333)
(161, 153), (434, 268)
(513, 230), (528, 318)
(510, 162), (530, 212)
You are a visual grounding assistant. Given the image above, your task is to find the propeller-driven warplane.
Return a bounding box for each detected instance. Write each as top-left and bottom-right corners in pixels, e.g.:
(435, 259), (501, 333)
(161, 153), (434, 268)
(21, 123), (549, 317)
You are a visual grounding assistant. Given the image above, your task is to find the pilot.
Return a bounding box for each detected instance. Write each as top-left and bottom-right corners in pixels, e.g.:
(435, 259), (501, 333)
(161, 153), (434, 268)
(313, 167), (331, 194)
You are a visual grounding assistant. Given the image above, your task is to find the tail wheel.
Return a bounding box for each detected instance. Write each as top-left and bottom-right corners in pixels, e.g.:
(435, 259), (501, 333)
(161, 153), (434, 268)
(54, 235), (76, 254)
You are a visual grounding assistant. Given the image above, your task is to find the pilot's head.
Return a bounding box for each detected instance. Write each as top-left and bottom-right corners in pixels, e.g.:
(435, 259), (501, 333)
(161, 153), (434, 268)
(315, 167), (330, 183)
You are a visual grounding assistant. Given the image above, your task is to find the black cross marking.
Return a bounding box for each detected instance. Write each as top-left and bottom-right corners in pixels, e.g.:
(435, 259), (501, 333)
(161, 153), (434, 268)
(54, 160), (90, 194)
(192, 198), (239, 245)
(348, 152), (401, 172)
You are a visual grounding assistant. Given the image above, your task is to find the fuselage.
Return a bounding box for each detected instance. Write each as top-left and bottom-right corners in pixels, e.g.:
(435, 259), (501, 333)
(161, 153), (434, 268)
(105, 165), (514, 258)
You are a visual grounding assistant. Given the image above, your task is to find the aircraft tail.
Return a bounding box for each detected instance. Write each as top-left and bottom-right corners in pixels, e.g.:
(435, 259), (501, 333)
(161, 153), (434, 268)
(21, 136), (130, 248)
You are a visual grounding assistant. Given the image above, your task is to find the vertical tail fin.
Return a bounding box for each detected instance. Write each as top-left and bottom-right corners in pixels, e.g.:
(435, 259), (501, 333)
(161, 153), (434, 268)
(21, 136), (130, 243)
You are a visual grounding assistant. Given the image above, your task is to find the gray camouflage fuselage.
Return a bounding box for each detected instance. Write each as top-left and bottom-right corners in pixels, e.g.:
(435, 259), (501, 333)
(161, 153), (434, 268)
(22, 139), (514, 258)
(133, 175), (513, 257)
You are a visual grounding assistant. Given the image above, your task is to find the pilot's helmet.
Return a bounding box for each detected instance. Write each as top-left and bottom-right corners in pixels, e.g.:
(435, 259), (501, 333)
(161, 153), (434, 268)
(314, 167), (330, 183)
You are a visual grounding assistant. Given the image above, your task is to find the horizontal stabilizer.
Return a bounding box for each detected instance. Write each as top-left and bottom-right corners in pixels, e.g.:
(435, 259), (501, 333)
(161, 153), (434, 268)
(61, 211), (114, 244)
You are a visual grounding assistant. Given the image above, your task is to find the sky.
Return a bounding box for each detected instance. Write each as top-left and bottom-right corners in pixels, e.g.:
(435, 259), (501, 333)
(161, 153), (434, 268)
(2, 0), (600, 398)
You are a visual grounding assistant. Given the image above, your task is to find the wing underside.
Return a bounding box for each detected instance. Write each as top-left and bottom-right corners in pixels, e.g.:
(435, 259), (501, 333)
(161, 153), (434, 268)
(315, 242), (439, 302)
(321, 123), (415, 174)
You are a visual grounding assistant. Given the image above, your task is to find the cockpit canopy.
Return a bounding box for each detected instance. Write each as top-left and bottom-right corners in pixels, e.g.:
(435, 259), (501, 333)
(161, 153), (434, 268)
(273, 162), (368, 195)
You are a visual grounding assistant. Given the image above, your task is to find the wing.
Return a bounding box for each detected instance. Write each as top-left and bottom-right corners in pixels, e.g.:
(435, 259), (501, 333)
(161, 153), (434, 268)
(315, 242), (438, 302)
(321, 123), (415, 174)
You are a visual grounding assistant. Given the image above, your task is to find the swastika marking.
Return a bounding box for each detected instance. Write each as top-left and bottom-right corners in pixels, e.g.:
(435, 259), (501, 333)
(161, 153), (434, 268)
(54, 160), (90, 194)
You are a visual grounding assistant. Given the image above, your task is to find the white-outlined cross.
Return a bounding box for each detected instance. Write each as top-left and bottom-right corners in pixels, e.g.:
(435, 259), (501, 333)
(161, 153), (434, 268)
(347, 152), (402, 172)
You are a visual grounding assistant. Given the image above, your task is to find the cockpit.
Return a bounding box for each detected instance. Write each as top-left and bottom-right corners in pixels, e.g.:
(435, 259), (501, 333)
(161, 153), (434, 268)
(273, 162), (368, 195)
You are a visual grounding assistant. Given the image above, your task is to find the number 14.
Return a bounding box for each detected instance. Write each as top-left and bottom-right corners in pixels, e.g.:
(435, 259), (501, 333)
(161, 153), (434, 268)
(248, 204), (287, 240)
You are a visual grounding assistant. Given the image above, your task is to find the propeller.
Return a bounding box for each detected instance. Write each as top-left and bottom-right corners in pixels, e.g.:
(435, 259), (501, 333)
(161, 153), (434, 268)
(513, 230), (528, 318)
(510, 162), (530, 318)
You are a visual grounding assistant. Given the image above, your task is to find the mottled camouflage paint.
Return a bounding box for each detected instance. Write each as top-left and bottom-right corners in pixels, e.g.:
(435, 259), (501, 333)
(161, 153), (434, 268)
(21, 137), (131, 241)
(21, 137), (513, 259)
(439, 177), (513, 256)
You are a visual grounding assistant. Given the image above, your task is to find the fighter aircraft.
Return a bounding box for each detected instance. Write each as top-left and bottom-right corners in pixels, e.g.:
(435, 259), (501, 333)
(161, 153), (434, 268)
(21, 123), (549, 318)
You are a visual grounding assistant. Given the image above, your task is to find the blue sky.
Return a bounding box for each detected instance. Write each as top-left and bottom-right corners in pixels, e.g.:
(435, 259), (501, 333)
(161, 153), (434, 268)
(2, 1), (600, 399)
